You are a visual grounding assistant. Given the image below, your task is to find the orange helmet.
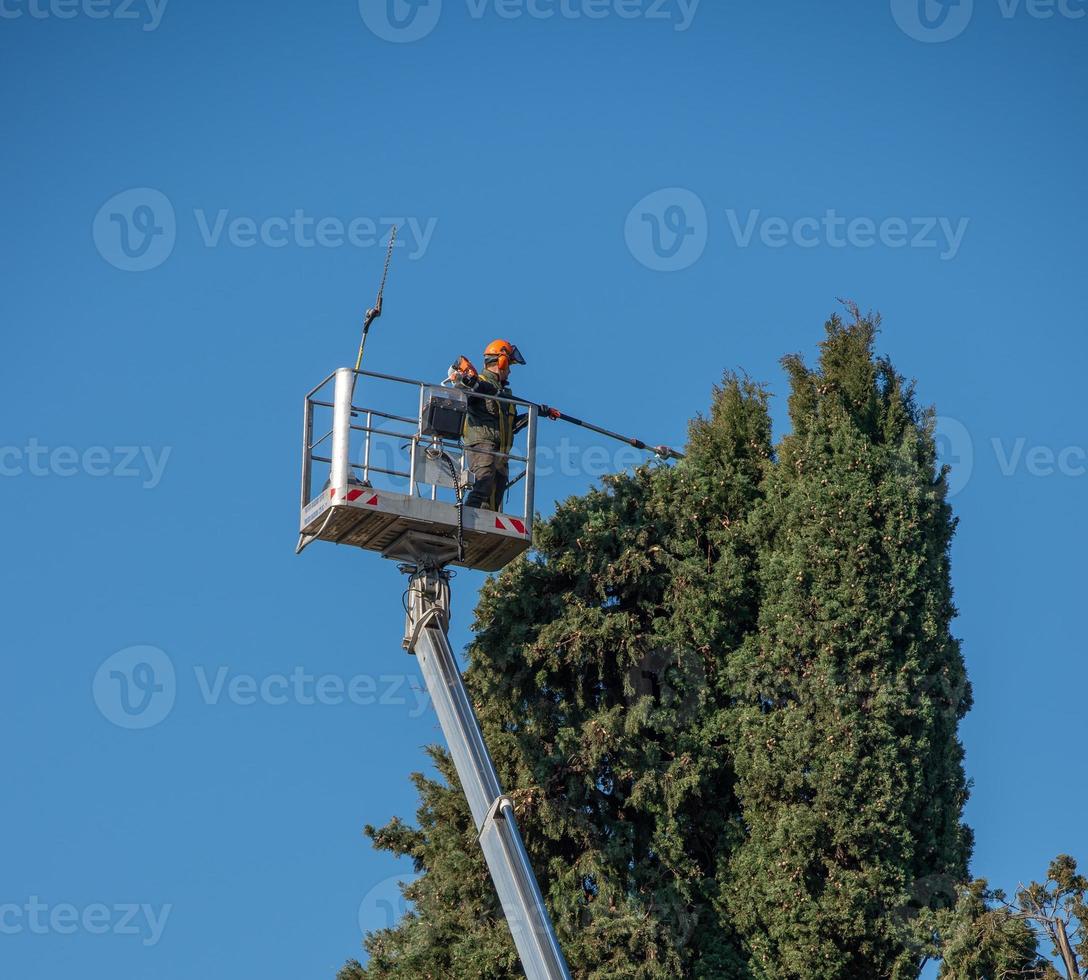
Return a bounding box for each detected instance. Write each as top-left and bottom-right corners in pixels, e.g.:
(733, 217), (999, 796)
(483, 339), (526, 375)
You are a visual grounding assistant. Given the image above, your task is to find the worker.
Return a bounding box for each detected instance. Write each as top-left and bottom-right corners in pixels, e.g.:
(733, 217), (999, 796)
(449, 339), (558, 511)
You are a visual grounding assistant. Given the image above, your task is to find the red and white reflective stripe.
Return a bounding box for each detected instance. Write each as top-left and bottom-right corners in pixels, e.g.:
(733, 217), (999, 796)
(338, 488), (380, 505)
(338, 488), (379, 505)
(494, 516), (528, 536)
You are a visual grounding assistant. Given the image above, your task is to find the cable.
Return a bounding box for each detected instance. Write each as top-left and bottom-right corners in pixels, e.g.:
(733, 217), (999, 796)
(428, 448), (465, 564)
(295, 504), (337, 555)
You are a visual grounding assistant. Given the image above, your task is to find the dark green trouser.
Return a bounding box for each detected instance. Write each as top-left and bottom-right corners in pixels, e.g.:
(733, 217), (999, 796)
(464, 444), (508, 511)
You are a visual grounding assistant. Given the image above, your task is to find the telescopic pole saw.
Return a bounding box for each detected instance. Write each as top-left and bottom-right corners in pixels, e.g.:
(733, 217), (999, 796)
(350, 225), (397, 396)
(538, 405), (685, 461)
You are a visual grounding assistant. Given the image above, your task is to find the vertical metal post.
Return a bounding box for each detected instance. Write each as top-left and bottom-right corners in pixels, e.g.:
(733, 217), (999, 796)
(523, 405), (537, 526)
(410, 385), (425, 495)
(301, 393), (314, 508)
(363, 411), (372, 484)
(404, 567), (572, 980)
(427, 436), (443, 501)
(331, 367), (353, 492)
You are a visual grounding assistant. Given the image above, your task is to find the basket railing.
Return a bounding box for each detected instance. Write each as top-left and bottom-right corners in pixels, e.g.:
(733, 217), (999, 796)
(301, 368), (537, 523)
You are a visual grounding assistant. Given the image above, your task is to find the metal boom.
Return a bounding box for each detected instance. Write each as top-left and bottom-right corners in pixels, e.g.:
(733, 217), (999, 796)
(402, 562), (572, 980)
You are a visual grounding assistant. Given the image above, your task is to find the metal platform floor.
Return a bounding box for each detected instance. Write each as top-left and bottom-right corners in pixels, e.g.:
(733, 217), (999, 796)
(300, 486), (532, 571)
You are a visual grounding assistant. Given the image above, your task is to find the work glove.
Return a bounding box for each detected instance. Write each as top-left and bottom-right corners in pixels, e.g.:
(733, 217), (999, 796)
(540, 405), (561, 420)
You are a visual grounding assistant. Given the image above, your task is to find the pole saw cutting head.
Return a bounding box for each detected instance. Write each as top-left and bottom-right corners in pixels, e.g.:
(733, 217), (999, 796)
(447, 354), (478, 385)
(354, 226), (398, 375)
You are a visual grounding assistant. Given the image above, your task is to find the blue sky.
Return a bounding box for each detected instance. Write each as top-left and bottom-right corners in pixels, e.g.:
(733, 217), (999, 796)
(2, 1), (1085, 977)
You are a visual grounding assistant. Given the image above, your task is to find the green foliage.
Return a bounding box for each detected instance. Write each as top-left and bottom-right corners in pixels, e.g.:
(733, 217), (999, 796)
(344, 308), (973, 979)
(937, 857), (1088, 980)
(936, 880), (1047, 980)
(725, 308), (973, 980)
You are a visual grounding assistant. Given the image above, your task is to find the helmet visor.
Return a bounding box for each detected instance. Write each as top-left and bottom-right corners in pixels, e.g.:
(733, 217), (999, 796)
(509, 345), (526, 365)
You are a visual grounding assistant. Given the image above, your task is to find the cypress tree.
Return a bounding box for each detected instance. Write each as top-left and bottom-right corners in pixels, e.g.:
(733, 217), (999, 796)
(724, 308), (973, 979)
(340, 309), (973, 979)
(343, 376), (771, 979)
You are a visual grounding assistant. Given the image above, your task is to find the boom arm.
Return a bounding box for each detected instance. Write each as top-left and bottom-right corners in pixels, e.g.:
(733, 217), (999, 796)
(402, 565), (572, 980)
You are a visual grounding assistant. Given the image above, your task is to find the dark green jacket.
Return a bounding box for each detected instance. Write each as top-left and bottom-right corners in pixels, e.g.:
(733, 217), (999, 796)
(459, 370), (528, 455)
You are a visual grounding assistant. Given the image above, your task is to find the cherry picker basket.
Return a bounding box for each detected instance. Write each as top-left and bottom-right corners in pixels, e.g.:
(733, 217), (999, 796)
(298, 368), (537, 571)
